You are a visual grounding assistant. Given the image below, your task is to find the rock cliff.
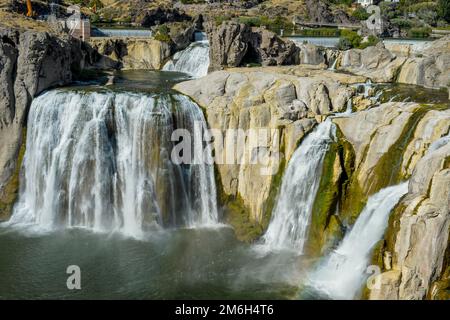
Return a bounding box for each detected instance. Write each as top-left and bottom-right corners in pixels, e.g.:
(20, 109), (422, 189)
(205, 21), (300, 72)
(175, 66), (364, 239)
(331, 103), (450, 300)
(89, 37), (171, 70)
(0, 26), (85, 220)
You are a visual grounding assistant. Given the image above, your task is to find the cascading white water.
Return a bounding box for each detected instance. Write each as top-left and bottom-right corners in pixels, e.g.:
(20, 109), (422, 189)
(9, 89), (218, 236)
(163, 41), (210, 78)
(328, 58), (338, 71)
(261, 119), (336, 252)
(308, 182), (409, 300)
(172, 95), (218, 226)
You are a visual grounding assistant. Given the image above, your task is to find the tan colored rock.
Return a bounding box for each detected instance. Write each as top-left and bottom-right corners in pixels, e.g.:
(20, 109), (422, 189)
(175, 66), (356, 222)
(369, 271), (401, 300)
(401, 109), (450, 177)
(396, 36), (450, 91)
(372, 147), (450, 300)
(89, 37), (171, 70)
(0, 28), (79, 219)
(333, 103), (418, 189)
(339, 42), (407, 83)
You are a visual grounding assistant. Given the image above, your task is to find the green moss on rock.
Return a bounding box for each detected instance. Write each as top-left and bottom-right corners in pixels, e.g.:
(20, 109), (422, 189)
(367, 106), (429, 196)
(305, 142), (341, 256)
(0, 129), (26, 221)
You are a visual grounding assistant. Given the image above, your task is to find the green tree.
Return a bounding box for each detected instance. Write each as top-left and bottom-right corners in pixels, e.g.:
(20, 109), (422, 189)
(438, 0), (450, 22)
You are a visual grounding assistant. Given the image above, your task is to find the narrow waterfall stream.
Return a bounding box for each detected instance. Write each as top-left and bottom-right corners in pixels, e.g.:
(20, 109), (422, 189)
(307, 182), (409, 300)
(261, 119), (336, 252)
(8, 89), (218, 236)
(162, 41), (210, 78)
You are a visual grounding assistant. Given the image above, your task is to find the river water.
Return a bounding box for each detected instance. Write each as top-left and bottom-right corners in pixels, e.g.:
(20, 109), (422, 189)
(0, 70), (304, 299)
(0, 68), (443, 299)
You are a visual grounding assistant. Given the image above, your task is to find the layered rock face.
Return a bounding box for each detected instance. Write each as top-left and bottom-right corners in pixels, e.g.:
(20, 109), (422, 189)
(175, 66), (363, 238)
(397, 36), (450, 92)
(138, 7), (192, 28)
(291, 37), (448, 97)
(89, 37), (171, 70)
(332, 103), (450, 300)
(339, 37), (449, 93)
(302, 0), (355, 25)
(0, 27), (82, 220)
(339, 42), (406, 83)
(205, 21), (300, 72)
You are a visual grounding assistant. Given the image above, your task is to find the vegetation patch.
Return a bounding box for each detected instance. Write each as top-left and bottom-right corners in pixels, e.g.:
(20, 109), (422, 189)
(366, 106), (429, 197)
(0, 129), (26, 221)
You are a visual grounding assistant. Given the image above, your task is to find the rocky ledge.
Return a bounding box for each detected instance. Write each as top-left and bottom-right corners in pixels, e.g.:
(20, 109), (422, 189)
(175, 66), (364, 239)
(0, 26), (87, 219)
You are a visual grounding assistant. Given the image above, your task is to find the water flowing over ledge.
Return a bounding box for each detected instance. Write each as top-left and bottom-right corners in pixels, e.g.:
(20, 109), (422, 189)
(8, 89), (218, 237)
(260, 119), (336, 253)
(163, 41), (210, 78)
(307, 182), (409, 300)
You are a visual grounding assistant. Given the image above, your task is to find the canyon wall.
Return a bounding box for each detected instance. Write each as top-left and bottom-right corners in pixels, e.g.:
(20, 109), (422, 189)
(0, 27), (87, 220)
(89, 37), (171, 70)
(175, 66), (363, 240)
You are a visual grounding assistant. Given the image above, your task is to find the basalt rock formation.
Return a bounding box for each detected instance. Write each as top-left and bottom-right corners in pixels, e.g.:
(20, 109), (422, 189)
(205, 21), (300, 72)
(175, 66), (364, 240)
(0, 27), (86, 220)
(332, 104), (450, 300)
(89, 37), (171, 70)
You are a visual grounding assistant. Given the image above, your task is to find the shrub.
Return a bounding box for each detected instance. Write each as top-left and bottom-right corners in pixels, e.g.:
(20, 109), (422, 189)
(408, 27), (432, 38)
(352, 7), (370, 21)
(299, 28), (340, 37)
(390, 18), (413, 28)
(154, 25), (171, 43)
(338, 29), (362, 49)
(359, 35), (380, 49)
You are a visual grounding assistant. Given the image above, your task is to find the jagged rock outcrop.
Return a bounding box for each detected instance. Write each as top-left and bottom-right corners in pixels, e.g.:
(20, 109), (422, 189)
(168, 22), (196, 51)
(174, 66), (363, 238)
(205, 21), (251, 71)
(89, 37), (171, 70)
(205, 21), (300, 71)
(0, 27), (84, 220)
(303, 0), (355, 25)
(138, 7), (192, 28)
(248, 28), (300, 67)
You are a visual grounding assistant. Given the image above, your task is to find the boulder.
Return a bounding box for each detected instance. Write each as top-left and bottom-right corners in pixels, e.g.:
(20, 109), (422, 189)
(205, 21), (251, 71)
(339, 42), (406, 82)
(249, 28), (300, 67)
(205, 21), (300, 71)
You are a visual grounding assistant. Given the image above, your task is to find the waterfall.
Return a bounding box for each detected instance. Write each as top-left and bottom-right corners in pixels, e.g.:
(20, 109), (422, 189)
(261, 119), (336, 252)
(363, 79), (373, 98)
(163, 41), (210, 78)
(308, 182), (409, 300)
(328, 58), (338, 71)
(9, 90), (218, 236)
